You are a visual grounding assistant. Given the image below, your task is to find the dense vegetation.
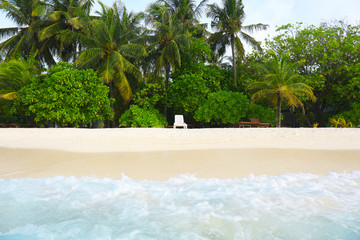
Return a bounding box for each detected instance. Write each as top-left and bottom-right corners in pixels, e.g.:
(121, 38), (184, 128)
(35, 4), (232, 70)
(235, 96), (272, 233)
(0, 0), (359, 128)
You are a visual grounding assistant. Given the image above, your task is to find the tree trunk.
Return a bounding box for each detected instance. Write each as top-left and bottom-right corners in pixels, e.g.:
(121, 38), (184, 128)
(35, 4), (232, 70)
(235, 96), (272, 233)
(163, 64), (170, 118)
(231, 36), (237, 86)
(109, 82), (116, 128)
(276, 93), (282, 127)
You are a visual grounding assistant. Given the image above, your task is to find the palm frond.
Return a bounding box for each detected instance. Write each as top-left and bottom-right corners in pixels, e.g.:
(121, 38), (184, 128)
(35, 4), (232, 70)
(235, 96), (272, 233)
(75, 48), (105, 68)
(242, 23), (269, 34)
(0, 27), (19, 40)
(239, 31), (261, 50)
(113, 68), (132, 105)
(194, 0), (208, 19)
(0, 0), (27, 26)
(118, 43), (147, 59)
(0, 91), (21, 100)
(97, 54), (117, 84)
(39, 21), (63, 40)
(234, 34), (244, 59)
(249, 50), (316, 123)
(121, 55), (143, 80)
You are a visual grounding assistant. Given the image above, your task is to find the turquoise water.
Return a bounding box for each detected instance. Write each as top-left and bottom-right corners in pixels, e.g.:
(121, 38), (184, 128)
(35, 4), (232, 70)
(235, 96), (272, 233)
(0, 172), (359, 240)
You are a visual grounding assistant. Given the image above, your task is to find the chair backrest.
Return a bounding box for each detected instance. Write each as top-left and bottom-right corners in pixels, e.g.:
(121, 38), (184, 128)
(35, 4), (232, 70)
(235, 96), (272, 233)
(250, 118), (260, 123)
(174, 115), (185, 124)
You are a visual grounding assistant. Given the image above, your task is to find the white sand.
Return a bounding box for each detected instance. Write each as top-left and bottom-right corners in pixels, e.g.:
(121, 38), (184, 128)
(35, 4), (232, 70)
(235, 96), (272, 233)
(0, 128), (359, 152)
(0, 128), (359, 180)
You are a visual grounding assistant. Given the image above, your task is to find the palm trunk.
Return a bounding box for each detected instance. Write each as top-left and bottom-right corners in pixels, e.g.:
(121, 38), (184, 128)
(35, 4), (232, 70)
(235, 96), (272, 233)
(276, 93), (282, 127)
(109, 82), (116, 128)
(231, 36), (237, 86)
(163, 64), (170, 118)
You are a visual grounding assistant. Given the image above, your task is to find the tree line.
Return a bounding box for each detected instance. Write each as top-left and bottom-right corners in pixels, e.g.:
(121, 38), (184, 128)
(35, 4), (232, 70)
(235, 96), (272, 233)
(0, 0), (359, 128)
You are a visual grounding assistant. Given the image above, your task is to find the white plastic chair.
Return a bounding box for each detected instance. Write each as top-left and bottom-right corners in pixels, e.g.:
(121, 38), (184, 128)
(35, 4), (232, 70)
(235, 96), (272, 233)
(173, 115), (187, 129)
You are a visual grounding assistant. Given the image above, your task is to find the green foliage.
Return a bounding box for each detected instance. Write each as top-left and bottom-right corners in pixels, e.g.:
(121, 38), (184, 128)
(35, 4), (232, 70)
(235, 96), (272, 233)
(75, 2), (146, 106)
(194, 91), (250, 125)
(119, 105), (168, 128)
(132, 83), (166, 110)
(48, 61), (73, 74)
(266, 21), (360, 124)
(176, 61), (225, 92)
(181, 37), (212, 65)
(147, 8), (190, 88)
(207, 0), (268, 85)
(331, 102), (360, 127)
(248, 50), (316, 127)
(237, 51), (265, 92)
(190, 37), (212, 61)
(168, 73), (211, 115)
(247, 104), (276, 126)
(0, 52), (41, 100)
(329, 117), (353, 128)
(16, 63), (114, 127)
(0, 0), (55, 65)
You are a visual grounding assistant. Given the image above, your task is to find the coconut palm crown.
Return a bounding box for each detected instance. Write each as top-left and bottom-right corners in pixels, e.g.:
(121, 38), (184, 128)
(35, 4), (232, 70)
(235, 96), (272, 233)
(75, 1), (146, 103)
(38, 0), (95, 62)
(0, 0), (55, 65)
(207, 0), (268, 86)
(145, 5), (190, 116)
(247, 50), (316, 127)
(0, 52), (41, 100)
(159, 0), (208, 37)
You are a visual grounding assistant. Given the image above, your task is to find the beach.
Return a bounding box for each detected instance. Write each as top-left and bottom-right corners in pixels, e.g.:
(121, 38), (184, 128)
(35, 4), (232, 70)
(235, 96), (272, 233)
(0, 128), (359, 180)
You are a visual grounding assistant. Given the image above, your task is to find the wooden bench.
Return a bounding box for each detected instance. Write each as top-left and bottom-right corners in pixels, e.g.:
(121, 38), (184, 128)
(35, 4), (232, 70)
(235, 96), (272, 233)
(233, 118), (270, 128)
(233, 122), (252, 128)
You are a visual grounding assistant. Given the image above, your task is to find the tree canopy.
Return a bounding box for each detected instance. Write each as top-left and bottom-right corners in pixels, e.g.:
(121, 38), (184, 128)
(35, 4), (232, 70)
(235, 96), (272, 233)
(16, 62), (113, 127)
(0, 1), (359, 128)
(248, 50), (316, 127)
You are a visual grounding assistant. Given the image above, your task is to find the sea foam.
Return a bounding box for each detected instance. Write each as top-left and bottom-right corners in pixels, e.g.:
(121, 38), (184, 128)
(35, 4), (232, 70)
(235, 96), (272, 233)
(0, 172), (359, 240)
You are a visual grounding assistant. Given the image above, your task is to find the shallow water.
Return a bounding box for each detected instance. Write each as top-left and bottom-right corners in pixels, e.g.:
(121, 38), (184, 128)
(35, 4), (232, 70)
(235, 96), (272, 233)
(0, 172), (359, 240)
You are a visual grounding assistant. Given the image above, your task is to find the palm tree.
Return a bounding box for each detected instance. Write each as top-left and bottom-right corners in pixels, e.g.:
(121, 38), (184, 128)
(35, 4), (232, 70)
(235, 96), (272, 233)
(0, 52), (41, 100)
(159, 0), (208, 37)
(247, 50), (316, 127)
(39, 0), (95, 62)
(0, 0), (54, 66)
(207, 0), (268, 86)
(146, 6), (190, 116)
(75, 1), (146, 126)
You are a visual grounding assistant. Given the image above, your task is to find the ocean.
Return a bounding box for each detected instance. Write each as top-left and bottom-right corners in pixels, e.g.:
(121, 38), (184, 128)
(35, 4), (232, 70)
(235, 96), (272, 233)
(0, 172), (359, 240)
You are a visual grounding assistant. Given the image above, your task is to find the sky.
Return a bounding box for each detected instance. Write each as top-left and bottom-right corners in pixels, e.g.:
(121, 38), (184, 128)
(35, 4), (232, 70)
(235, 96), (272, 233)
(0, 0), (359, 54)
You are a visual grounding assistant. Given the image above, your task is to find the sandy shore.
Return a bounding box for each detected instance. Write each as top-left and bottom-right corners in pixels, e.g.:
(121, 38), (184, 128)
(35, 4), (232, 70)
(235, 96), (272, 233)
(0, 128), (359, 180)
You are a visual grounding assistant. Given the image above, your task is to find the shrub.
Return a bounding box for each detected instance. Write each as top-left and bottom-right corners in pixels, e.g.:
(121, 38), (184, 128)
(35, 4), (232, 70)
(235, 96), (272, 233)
(329, 117), (353, 128)
(132, 83), (166, 110)
(168, 73), (210, 115)
(17, 63), (113, 127)
(247, 104), (276, 126)
(194, 91), (250, 125)
(119, 105), (168, 128)
(331, 102), (360, 127)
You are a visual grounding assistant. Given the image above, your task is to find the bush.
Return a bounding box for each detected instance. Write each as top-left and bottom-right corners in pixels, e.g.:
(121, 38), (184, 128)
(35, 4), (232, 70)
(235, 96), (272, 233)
(17, 63), (113, 127)
(247, 104), (276, 126)
(119, 105), (168, 128)
(194, 91), (250, 125)
(168, 73), (210, 115)
(331, 102), (360, 127)
(132, 83), (166, 110)
(329, 117), (354, 128)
